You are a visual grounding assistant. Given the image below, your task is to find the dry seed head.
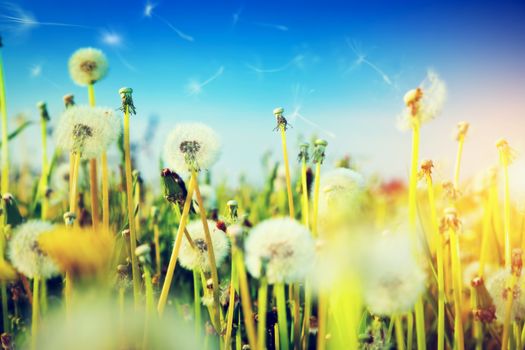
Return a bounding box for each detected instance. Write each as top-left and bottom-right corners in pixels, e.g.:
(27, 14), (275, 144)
(63, 94), (75, 108)
(456, 121), (470, 141)
(68, 48), (108, 86)
(496, 138), (516, 165)
(419, 159), (434, 178)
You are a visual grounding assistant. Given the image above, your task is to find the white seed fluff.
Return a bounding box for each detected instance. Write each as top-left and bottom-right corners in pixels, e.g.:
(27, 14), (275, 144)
(163, 123), (221, 173)
(55, 105), (122, 160)
(397, 70), (447, 131)
(487, 269), (525, 323)
(361, 234), (426, 316)
(316, 168), (365, 226)
(244, 218), (315, 285)
(178, 220), (230, 272)
(7, 220), (59, 279)
(68, 48), (109, 86)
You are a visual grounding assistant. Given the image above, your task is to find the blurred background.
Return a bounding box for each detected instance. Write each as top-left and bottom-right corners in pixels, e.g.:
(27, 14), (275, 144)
(1, 0), (525, 193)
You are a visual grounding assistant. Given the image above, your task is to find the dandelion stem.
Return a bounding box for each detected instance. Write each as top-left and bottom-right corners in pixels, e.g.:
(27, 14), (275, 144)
(234, 246), (258, 350)
(316, 291), (328, 350)
(279, 125), (295, 219)
(193, 172), (222, 332)
(0, 48), (10, 195)
(502, 274), (518, 350)
(257, 278), (268, 350)
(275, 283), (290, 350)
(292, 284), (300, 350)
(157, 175), (195, 316)
(224, 260), (238, 349)
(424, 174), (444, 350)
(454, 135), (465, 189)
(40, 116), (49, 220)
(89, 159), (100, 229)
(301, 281), (312, 349)
(124, 104), (141, 307)
(395, 315), (406, 350)
(312, 163), (321, 236)
(101, 152), (110, 230)
(1, 281), (8, 333)
(449, 226), (465, 350)
(154, 221), (161, 277)
(193, 269), (202, 337)
(31, 276), (40, 350)
(301, 158), (309, 227)
(502, 158), (511, 270)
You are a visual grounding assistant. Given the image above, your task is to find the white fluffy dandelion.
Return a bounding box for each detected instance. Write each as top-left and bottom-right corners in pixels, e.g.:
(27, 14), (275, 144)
(163, 123), (221, 173)
(361, 234), (426, 316)
(178, 220), (230, 272)
(244, 218), (315, 284)
(487, 269), (525, 322)
(7, 220), (59, 279)
(68, 48), (109, 86)
(397, 70), (447, 131)
(316, 168), (365, 225)
(55, 105), (121, 159)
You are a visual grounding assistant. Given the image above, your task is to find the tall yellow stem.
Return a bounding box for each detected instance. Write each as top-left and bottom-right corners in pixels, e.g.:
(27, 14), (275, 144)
(40, 117), (49, 220)
(101, 152), (110, 230)
(234, 248), (258, 350)
(449, 227), (465, 350)
(193, 172), (222, 332)
(0, 49), (9, 195)
(31, 276), (40, 350)
(279, 126), (295, 219)
(157, 175), (196, 316)
(312, 163), (321, 236)
(301, 159), (309, 227)
(87, 84), (100, 229)
(454, 136), (465, 189)
(503, 160), (511, 270)
(124, 105), (141, 307)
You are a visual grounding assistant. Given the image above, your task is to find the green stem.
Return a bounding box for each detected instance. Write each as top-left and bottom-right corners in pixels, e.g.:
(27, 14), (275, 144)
(40, 117), (49, 220)
(224, 261), (238, 349)
(275, 283), (289, 350)
(312, 163), (321, 236)
(279, 125), (295, 218)
(257, 278), (268, 350)
(301, 281), (312, 349)
(395, 316), (405, 350)
(1, 281), (8, 333)
(0, 49), (10, 195)
(31, 276), (40, 350)
(193, 269), (202, 336)
(124, 105), (141, 308)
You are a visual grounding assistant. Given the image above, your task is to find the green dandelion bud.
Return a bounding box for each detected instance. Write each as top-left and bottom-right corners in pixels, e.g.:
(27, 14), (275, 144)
(273, 106), (290, 131)
(119, 87), (136, 115)
(161, 168), (190, 210)
(226, 199), (238, 223)
(37, 101), (50, 122)
(2, 194), (22, 228)
(135, 244), (151, 265)
(298, 142), (309, 163)
(312, 139), (328, 164)
(63, 94), (75, 109)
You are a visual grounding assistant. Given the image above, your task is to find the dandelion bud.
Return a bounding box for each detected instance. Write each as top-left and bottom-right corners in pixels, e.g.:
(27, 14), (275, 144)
(37, 101), (50, 121)
(121, 229), (130, 239)
(117, 264), (128, 275)
(313, 139), (328, 164)
(227, 199), (238, 222)
(135, 244), (151, 265)
(439, 207), (461, 233)
(161, 168), (188, 208)
(455, 121), (469, 141)
(512, 249), (523, 277)
(2, 193), (22, 227)
(496, 138), (516, 166)
(442, 181), (461, 201)
(63, 211), (76, 226)
(298, 142), (310, 163)
(216, 220), (227, 232)
(119, 87), (136, 115)
(419, 159), (434, 178)
(63, 94), (75, 108)
(272, 107), (290, 131)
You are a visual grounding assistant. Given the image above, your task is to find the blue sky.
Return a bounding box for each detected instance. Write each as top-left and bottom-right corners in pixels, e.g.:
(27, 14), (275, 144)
(2, 0), (525, 188)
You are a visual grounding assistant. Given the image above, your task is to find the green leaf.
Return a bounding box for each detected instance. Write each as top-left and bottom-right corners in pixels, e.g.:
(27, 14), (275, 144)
(0, 120), (33, 147)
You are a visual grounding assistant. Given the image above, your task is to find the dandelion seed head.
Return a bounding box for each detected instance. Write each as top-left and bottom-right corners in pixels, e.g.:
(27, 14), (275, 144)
(316, 168), (365, 228)
(68, 48), (108, 86)
(487, 269), (525, 322)
(244, 218), (315, 284)
(397, 70), (446, 131)
(178, 220), (230, 272)
(7, 220), (59, 279)
(55, 105), (121, 159)
(163, 123), (221, 173)
(361, 234), (426, 315)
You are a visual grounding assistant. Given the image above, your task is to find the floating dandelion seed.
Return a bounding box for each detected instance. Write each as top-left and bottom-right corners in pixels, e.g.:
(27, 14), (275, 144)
(29, 63), (63, 89)
(143, 2), (194, 42)
(186, 66), (224, 96)
(100, 30), (122, 47)
(178, 220), (230, 272)
(68, 48), (109, 86)
(246, 55), (304, 74)
(345, 39), (394, 87)
(362, 233), (426, 316)
(252, 22), (288, 31)
(55, 105), (121, 159)
(7, 220), (59, 279)
(244, 218), (315, 284)
(397, 70), (447, 131)
(164, 122), (221, 173)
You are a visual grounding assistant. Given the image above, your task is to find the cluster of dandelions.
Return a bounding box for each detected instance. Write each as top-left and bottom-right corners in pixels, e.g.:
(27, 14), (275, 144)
(55, 105), (121, 159)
